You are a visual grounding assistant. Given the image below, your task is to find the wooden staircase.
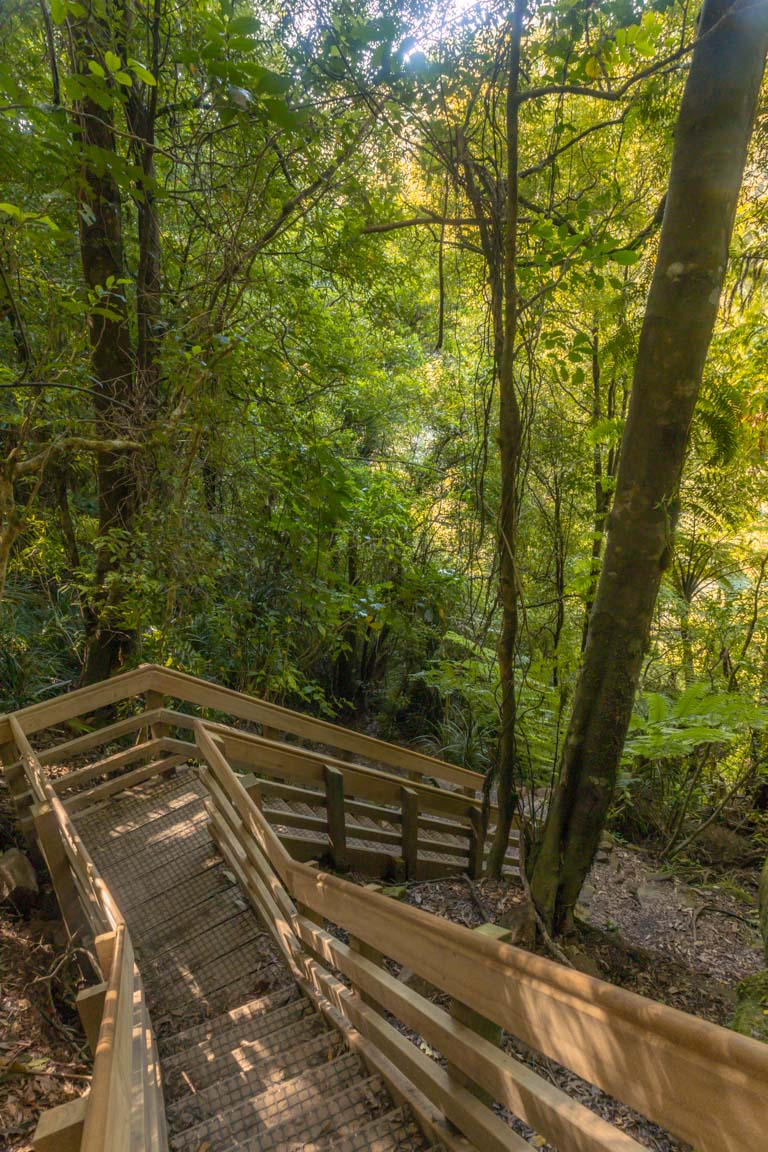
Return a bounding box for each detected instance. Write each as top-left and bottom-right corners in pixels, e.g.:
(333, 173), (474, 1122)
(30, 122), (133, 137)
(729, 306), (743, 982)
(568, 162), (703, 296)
(76, 769), (440, 1152)
(2, 665), (767, 1152)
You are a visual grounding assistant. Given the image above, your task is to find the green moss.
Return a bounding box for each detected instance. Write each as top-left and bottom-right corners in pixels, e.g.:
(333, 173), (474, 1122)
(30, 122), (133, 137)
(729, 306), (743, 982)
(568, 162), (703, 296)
(732, 969), (768, 1043)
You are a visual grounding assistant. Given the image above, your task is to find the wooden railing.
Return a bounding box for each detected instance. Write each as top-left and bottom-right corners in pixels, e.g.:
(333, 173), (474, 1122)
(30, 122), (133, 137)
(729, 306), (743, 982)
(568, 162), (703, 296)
(0, 664), (507, 882)
(7, 716), (167, 1152)
(195, 719), (768, 1152)
(0, 662), (483, 790)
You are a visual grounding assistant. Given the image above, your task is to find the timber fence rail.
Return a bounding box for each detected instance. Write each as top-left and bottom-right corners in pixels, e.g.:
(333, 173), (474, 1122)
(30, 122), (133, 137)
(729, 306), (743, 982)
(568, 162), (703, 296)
(195, 718), (768, 1152)
(1, 663), (511, 883)
(6, 716), (167, 1152)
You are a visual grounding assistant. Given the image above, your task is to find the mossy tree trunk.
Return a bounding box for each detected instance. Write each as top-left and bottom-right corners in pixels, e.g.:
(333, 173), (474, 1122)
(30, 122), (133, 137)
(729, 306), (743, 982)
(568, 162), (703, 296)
(530, 0), (768, 933)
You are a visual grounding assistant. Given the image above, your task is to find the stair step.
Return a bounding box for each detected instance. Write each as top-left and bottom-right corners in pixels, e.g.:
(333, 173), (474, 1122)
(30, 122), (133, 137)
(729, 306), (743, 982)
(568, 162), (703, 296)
(322, 1107), (426, 1151)
(148, 964), (285, 1033)
(143, 912), (265, 987)
(163, 994), (314, 1075)
(165, 1028), (345, 1117)
(164, 1013), (338, 1102)
(172, 1070), (390, 1152)
(168, 1049), (363, 1136)
(143, 931), (277, 1018)
(159, 985), (302, 1056)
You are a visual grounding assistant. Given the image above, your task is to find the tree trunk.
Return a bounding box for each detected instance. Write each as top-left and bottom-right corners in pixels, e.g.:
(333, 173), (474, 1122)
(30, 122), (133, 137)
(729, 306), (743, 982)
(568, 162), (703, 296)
(580, 329), (613, 652)
(69, 11), (137, 683)
(530, 0), (768, 932)
(486, 0), (526, 878)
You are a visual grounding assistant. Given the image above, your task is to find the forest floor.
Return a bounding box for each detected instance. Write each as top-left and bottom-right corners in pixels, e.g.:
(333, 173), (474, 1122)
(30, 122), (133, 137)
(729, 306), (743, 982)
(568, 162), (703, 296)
(380, 838), (762, 1025)
(0, 791), (90, 1152)
(0, 905), (90, 1152)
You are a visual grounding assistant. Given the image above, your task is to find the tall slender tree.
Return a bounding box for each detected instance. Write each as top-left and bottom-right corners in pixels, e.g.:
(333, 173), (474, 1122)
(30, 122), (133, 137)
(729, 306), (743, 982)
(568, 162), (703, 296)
(530, 0), (768, 932)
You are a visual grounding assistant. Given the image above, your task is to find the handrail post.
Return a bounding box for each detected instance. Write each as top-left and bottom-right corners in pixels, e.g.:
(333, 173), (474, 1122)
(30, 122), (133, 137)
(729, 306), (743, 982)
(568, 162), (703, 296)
(349, 884), (386, 1007)
(143, 690), (168, 742)
(467, 807), (485, 880)
(324, 765), (347, 870)
(33, 1096), (87, 1151)
(32, 802), (90, 942)
(95, 929), (118, 979)
(241, 773), (263, 810)
(447, 922), (511, 1105)
(400, 787), (419, 880)
(76, 981), (108, 1052)
(1, 738), (35, 846)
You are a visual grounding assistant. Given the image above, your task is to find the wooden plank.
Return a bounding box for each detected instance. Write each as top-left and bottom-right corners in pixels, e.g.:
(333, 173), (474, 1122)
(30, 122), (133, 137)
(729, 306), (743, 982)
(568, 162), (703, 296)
(37, 711), (163, 767)
(77, 982), (108, 1052)
(401, 787), (419, 879)
(81, 924), (131, 1152)
(207, 806), (302, 970)
(201, 770), (297, 924)
(32, 802), (91, 942)
(280, 831), (401, 877)
(150, 664), (484, 792)
(296, 915), (646, 1152)
(53, 739), (164, 795)
(295, 950), (530, 1152)
(33, 1095), (88, 1152)
(195, 721), (292, 878)
(63, 754), (186, 813)
(257, 775), (406, 827)
(285, 860), (768, 1152)
(449, 924), (511, 1106)
(0, 665), (153, 744)
(324, 766), (347, 870)
(209, 725), (482, 820)
(467, 808), (485, 880)
(143, 691), (168, 741)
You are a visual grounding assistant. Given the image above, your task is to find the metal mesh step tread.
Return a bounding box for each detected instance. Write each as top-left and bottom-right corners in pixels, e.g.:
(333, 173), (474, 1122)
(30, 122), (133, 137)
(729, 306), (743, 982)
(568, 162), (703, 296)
(165, 1026), (346, 1115)
(290, 1107), (428, 1152)
(159, 984), (302, 1056)
(167, 1049), (364, 1136)
(164, 1015), (341, 1102)
(143, 931), (285, 1020)
(162, 995), (314, 1070)
(170, 1072), (391, 1152)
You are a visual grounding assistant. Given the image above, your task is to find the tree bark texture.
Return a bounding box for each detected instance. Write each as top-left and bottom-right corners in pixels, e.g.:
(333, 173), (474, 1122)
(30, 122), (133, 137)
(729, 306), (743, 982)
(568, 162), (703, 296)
(70, 11), (137, 683)
(530, 0), (768, 931)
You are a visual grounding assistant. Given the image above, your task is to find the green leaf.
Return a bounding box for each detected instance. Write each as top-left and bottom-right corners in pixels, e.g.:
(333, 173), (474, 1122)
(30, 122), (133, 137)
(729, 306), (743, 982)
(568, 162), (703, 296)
(128, 59), (157, 86)
(230, 15), (260, 34)
(114, 71), (133, 86)
(104, 50), (122, 73)
(610, 249), (640, 266)
(0, 202), (23, 220)
(646, 693), (669, 724)
(49, 0), (67, 23)
(88, 60), (105, 78)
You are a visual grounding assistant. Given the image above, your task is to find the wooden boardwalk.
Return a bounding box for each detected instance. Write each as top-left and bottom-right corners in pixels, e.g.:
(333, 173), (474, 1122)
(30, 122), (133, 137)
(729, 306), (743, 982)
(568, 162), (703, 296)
(2, 665), (766, 1152)
(75, 768), (441, 1151)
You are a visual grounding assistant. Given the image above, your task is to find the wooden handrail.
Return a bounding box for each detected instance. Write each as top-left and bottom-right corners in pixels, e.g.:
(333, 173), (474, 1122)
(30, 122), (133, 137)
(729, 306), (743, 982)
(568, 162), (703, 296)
(8, 717), (167, 1152)
(196, 724), (768, 1152)
(0, 666), (154, 744)
(149, 664), (482, 792)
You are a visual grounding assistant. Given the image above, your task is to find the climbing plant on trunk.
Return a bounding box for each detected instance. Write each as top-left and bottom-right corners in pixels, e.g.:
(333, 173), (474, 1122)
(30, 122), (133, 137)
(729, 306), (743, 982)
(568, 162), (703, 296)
(530, 0), (768, 933)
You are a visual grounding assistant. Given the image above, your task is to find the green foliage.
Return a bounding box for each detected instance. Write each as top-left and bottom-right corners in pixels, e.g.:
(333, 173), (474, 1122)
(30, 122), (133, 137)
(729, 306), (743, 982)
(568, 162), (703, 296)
(0, 0), (766, 883)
